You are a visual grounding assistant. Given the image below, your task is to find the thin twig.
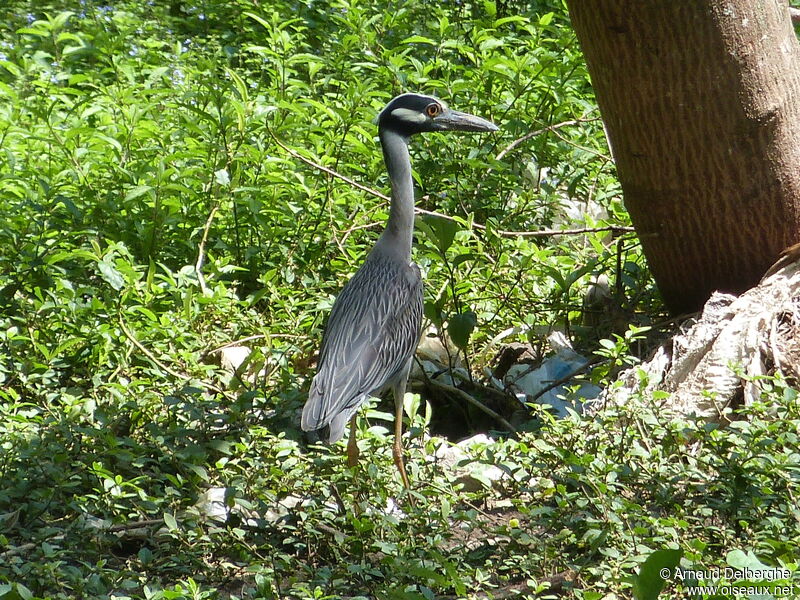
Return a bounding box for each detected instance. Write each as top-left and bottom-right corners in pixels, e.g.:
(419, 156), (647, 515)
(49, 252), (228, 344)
(316, 522), (348, 538)
(2, 518), (180, 559)
(424, 481), (493, 519)
(108, 518), (164, 532)
(529, 357), (602, 402)
(340, 220), (385, 243)
(269, 129), (635, 239)
(0, 541), (41, 559)
(450, 370), (519, 404)
(439, 570), (576, 600)
(550, 127), (613, 161)
(328, 483), (347, 515)
(195, 203), (220, 295)
(340, 204), (633, 238)
(487, 224), (635, 238)
(204, 333), (306, 361)
(118, 315), (230, 396)
(423, 378), (518, 434)
(119, 316), (189, 381)
(495, 117), (600, 161)
(207, 334), (268, 354)
(268, 126), (390, 201)
(472, 114), (599, 204)
(648, 311), (700, 331)
(416, 205), (635, 237)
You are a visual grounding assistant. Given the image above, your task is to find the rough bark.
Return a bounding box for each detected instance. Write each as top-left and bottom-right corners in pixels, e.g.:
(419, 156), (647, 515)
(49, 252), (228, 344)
(567, 1), (800, 313)
(599, 253), (800, 420)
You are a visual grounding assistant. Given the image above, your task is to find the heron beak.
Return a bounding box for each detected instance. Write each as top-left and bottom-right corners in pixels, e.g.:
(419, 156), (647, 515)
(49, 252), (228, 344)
(434, 109), (498, 132)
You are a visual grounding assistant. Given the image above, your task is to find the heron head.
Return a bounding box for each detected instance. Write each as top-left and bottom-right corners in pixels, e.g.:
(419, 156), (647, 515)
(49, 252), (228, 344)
(376, 93), (498, 137)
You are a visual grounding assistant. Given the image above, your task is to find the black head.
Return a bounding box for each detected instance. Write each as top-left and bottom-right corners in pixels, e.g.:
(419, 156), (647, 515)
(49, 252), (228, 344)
(376, 93), (498, 138)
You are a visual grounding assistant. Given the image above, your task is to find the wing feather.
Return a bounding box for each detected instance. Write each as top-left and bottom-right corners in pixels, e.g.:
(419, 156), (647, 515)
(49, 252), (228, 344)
(301, 256), (423, 441)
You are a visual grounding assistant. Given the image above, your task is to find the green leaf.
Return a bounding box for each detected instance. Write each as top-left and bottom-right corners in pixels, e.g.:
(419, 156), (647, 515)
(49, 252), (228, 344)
(0, 60), (21, 76)
(726, 549), (770, 571)
(421, 215), (458, 254)
(452, 252), (476, 268)
(244, 11), (272, 30)
(124, 185), (153, 202)
(215, 169), (230, 186)
(495, 15), (528, 26)
(94, 133), (122, 154)
(51, 11), (75, 30)
(97, 260), (125, 290)
(401, 35), (437, 45)
(423, 300), (444, 326)
(448, 311), (477, 350)
(539, 12), (555, 26)
(632, 549), (682, 600)
(17, 584), (33, 600)
(2, 583), (34, 600)
(163, 512), (178, 531)
(402, 392), (423, 423)
(16, 27), (49, 37)
(56, 32), (83, 45)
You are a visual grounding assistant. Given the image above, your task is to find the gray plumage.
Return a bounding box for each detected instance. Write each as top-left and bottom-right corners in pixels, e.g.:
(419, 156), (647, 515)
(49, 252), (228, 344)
(302, 93), (497, 451)
(302, 248), (423, 442)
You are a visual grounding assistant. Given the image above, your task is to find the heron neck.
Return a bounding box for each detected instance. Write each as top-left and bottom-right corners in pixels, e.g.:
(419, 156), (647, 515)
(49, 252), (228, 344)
(378, 128), (414, 260)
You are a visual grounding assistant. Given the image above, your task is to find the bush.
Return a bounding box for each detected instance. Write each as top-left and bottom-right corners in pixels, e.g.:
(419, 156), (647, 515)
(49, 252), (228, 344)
(2, 1), (795, 599)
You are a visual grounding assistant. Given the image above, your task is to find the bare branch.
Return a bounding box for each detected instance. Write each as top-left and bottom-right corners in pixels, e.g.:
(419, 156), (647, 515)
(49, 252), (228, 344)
(269, 129), (634, 239)
(340, 220), (384, 244)
(489, 224), (635, 238)
(495, 117), (601, 160)
(108, 518), (164, 532)
(119, 315), (231, 397)
(195, 203), (219, 296)
(205, 333), (304, 357)
(416, 205), (635, 237)
(0, 541), (40, 559)
(420, 378), (518, 434)
(529, 357), (601, 402)
(549, 127), (613, 161)
(267, 125), (389, 201)
(119, 315), (189, 382)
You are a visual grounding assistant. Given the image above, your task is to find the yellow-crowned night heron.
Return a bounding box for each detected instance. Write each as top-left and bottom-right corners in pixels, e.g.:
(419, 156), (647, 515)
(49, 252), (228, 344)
(301, 93), (497, 488)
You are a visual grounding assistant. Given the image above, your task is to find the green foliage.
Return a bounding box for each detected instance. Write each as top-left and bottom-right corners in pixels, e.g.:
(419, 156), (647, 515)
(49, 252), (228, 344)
(632, 549), (682, 600)
(0, 0), (797, 599)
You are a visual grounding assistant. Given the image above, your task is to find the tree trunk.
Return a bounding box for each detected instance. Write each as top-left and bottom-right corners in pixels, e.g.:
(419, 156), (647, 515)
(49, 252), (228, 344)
(567, 0), (800, 314)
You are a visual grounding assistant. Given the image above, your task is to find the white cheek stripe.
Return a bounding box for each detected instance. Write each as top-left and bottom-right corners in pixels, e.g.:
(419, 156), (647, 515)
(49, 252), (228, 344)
(391, 107), (427, 123)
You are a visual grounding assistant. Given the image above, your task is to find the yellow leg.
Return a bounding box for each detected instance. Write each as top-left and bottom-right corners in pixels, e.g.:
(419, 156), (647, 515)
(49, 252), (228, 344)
(393, 386), (411, 490)
(346, 414), (363, 512)
(346, 414), (360, 468)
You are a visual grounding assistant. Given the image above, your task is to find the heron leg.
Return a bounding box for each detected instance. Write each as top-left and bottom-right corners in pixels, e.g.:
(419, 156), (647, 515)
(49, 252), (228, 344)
(346, 414), (360, 468)
(393, 377), (411, 490)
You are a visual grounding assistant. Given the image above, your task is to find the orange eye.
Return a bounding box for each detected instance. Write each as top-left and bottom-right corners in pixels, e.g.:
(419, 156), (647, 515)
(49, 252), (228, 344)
(425, 103), (441, 117)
